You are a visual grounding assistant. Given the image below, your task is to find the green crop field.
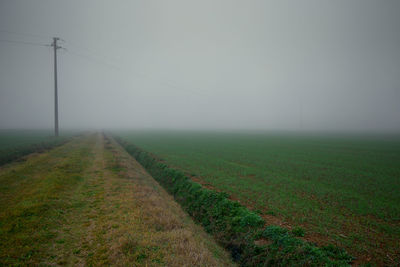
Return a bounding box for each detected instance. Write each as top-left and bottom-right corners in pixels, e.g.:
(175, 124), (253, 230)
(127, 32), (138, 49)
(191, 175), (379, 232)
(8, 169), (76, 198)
(0, 130), (73, 166)
(117, 130), (400, 265)
(0, 130), (54, 150)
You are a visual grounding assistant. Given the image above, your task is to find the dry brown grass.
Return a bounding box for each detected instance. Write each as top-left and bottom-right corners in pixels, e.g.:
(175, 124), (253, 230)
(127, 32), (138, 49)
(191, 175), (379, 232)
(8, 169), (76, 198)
(102, 134), (234, 266)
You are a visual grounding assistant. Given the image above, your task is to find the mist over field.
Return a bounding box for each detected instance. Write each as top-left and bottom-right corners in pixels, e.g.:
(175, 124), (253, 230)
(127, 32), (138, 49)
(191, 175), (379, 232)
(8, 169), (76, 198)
(1, 0), (399, 132)
(1, 2), (400, 265)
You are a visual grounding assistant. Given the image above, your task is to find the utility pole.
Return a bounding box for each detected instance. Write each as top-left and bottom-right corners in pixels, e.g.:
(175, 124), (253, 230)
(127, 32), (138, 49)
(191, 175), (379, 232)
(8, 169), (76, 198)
(51, 37), (61, 137)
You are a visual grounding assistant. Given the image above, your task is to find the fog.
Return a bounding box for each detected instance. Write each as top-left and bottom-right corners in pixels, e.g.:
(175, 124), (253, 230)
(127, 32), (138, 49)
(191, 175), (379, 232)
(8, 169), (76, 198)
(1, 0), (399, 132)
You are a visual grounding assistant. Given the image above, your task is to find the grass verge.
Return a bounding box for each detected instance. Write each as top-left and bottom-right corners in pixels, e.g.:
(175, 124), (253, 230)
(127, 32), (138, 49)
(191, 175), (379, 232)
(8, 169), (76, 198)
(0, 133), (234, 266)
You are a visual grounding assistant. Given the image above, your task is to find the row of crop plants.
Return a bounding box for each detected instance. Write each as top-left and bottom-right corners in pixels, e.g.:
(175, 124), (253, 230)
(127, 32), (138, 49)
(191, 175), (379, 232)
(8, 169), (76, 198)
(114, 136), (353, 267)
(0, 136), (71, 166)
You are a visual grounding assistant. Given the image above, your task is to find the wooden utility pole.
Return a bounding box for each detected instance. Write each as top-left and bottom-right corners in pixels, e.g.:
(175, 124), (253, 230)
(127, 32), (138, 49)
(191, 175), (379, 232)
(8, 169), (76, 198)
(52, 37), (60, 137)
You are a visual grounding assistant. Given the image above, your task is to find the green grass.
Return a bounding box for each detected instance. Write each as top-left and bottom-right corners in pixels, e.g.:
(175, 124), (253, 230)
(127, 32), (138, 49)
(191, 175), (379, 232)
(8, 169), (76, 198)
(116, 137), (352, 266)
(0, 134), (235, 266)
(0, 136), (93, 265)
(116, 130), (400, 265)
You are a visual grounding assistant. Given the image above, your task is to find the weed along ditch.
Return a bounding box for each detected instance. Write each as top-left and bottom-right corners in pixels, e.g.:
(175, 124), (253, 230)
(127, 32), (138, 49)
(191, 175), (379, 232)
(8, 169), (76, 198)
(114, 136), (354, 266)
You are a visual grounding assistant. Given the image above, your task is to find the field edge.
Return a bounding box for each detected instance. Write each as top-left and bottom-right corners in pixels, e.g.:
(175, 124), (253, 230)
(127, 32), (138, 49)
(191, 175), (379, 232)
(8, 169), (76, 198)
(114, 135), (353, 266)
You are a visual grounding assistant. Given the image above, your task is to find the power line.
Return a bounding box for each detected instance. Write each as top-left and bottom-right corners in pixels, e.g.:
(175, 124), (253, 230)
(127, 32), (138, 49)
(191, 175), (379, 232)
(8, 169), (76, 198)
(0, 39), (48, 47)
(65, 46), (207, 96)
(66, 40), (116, 62)
(1, 33), (209, 134)
(0, 33), (209, 97)
(48, 37), (209, 97)
(66, 48), (121, 70)
(0, 35), (65, 136)
(0, 30), (51, 40)
(67, 48), (207, 96)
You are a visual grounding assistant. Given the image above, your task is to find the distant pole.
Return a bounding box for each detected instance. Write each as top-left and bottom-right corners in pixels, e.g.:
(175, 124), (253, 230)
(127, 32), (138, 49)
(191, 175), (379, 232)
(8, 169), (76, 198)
(52, 37), (60, 137)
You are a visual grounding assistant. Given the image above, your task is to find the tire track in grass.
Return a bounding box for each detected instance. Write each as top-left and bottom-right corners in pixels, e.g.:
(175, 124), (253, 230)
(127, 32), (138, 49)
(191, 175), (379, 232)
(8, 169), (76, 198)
(0, 133), (234, 266)
(0, 134), (95, 265)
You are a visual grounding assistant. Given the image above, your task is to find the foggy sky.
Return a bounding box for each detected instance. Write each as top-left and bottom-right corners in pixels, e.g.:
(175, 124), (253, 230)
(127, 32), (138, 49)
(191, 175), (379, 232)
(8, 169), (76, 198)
(1, 0), (399, 131)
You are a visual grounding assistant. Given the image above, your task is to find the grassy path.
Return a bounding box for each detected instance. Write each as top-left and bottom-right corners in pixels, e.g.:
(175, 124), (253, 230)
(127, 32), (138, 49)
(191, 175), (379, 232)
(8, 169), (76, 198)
(0, 133), (233, 266)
